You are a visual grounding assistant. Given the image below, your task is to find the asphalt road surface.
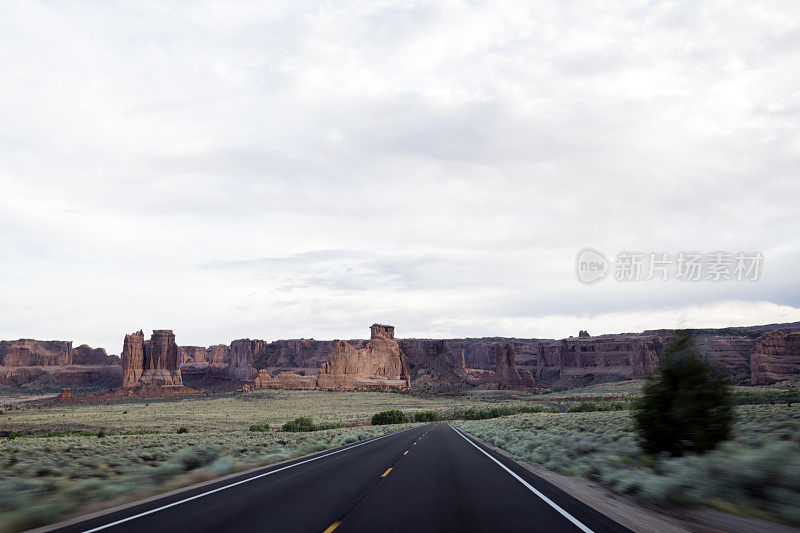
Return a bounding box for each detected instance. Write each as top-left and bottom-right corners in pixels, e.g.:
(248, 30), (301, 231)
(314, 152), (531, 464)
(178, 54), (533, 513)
(49, 424), (631, 533)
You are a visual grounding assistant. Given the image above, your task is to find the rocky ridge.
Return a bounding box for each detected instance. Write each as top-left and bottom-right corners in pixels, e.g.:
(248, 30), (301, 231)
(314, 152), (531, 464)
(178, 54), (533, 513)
(750, 330), (800, 385)
(3, 322), (800, 392)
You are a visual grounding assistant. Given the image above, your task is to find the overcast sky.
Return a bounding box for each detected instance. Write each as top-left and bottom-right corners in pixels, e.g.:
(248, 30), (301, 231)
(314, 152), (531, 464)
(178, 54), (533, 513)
(1, 1), (799, 353)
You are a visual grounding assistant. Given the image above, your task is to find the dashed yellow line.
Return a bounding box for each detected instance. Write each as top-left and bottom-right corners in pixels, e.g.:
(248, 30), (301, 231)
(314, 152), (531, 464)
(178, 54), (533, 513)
(403, 450), (409, 455)
(413, 442), (417, 445)
(381, 468), (393, 478)
(323, 521), (341, 533)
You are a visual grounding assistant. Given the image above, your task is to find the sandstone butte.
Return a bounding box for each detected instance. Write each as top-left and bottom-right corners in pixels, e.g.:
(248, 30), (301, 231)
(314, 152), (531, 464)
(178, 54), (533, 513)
(121, 330), (182, 388)
(56, 388), (73, 402)
(3, 323), (800, 391)
(251, 324), (412, 391)
(317, 324), (411, 390)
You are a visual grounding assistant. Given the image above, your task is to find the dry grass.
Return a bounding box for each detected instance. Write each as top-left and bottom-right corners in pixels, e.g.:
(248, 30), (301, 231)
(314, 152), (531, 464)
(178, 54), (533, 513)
(0, 389), (547, 433)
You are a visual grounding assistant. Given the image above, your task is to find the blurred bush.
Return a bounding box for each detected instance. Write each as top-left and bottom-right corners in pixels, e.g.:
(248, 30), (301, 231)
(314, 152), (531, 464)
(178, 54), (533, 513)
(634, 329), (734, 455)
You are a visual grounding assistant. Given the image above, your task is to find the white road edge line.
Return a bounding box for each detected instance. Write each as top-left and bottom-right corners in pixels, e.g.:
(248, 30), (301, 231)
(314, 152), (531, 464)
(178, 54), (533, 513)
(449, 424), (595, 533)
(82, 428), (411, 533)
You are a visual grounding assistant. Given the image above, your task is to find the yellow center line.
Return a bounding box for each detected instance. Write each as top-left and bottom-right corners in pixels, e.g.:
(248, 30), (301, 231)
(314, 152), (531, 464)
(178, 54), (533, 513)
(413, 442), (417, 445)
(403, 450), (409, 455)
(381, 468), (393, 477)
(323, 521), (341, 533)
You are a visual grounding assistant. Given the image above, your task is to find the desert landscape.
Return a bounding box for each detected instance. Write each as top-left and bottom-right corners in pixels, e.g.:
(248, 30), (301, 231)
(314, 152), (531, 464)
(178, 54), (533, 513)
(3, 1), (799, 531)
(1, 322), (798, 531)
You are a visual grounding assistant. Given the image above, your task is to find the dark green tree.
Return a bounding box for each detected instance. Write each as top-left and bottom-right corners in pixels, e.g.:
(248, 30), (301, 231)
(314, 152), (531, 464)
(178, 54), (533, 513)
(634, 329), (734, 455)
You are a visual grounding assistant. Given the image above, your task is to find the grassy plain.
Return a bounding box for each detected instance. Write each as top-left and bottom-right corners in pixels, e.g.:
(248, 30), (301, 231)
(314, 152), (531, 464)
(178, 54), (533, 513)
(0, 389), (547, 433)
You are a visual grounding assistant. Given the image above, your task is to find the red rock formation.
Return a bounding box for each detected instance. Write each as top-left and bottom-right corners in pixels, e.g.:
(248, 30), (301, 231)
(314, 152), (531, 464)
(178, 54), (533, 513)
(521, 370), (535, 389)
(398, 339), (466, 369)
(371, 324), (395, 339)
(180, 344), (231, 380)
(253, 369), (271, 388)
(0, 340), (73, 366)
(188, 337), (379, 381)
(140, 330), (182, 386)
(253, 369), (317, 390)
(50, 366), (121, 386)
(264, 339), (337, 368)
(751, 330), (800, 385)
(207, 344), (230, 365)
(228, 339), (267, 381)
(0, 365), (121, 388)
(121, 331), (145, 388)
(494, 343), (523, 387)
(463, 339), (497, 369)
(122, 330), (182, 388)
(180, 346), (207, 365)
(692, 333), (755, 376)
(317, 324), (411, 390)
(71, 345), (115, 365)
(535, 335), (663, 388)
(56, 388), (73, 402)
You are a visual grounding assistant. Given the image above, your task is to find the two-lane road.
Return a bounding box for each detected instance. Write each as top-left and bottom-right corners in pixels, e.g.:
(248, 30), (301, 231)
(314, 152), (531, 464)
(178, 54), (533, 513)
(49, 424), (631, 533)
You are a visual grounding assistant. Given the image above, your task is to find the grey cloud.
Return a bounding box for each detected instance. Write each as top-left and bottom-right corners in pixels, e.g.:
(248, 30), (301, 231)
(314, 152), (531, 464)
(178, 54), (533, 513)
(1, 1), (800, 348)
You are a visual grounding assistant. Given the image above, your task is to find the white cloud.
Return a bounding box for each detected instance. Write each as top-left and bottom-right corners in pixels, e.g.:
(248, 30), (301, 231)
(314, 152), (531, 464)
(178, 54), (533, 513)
(1, 1), (799, 352)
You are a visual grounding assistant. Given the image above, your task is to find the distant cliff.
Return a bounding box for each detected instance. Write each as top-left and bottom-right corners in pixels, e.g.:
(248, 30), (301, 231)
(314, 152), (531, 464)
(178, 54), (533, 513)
(0, 339), (119, 389)
(3, 322), (800, 391)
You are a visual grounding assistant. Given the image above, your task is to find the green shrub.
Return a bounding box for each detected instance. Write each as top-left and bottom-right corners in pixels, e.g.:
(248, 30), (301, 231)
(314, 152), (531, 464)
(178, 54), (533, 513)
(634, 330), (734, 455)
(371, 410), (407, 425)
(413, 410), (442, 422)
(567, 402), (599, 413)
(173, 447), (219, 471)
(249, 423), (270, 432)
(176, 427), (189, 434)
(279, 417), (340, 432)
(732, 389), (800, 406)
(567, 401), (628, 413)
(453, 404), (553, 420)
(282, 417), (317, 432)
